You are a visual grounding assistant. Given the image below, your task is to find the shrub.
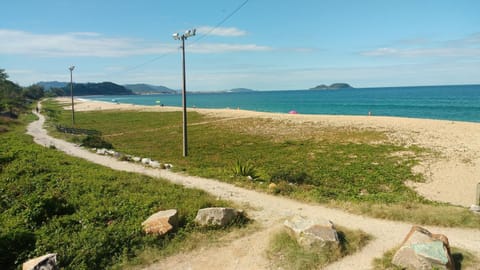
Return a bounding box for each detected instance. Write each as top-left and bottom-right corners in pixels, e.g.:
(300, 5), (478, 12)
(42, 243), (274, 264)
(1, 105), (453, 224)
(81, 135), (113, 149)
(270, 169), (310, 185)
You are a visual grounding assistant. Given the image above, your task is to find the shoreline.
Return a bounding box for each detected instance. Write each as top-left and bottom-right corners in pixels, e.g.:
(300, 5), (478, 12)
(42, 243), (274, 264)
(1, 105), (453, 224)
(56, 97), (480, 207)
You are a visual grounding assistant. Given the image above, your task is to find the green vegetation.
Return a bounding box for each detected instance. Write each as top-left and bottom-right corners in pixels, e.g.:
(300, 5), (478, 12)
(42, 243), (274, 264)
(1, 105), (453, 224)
(267, 227), (370, 270)
(0, 114), (244, 269)
(42, 99), (480, 228)
(372, 246), (479, 270)
(0, 68), (44, 118)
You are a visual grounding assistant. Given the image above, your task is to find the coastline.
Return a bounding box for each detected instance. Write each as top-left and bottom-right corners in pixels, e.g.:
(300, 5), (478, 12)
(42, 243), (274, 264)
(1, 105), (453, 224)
(57, 97), (480, 207)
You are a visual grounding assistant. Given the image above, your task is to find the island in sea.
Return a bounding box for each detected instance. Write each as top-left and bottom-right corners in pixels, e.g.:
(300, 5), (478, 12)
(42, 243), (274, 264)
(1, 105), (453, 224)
(309, 83), (353, 90)
(226, 88), (255, 93)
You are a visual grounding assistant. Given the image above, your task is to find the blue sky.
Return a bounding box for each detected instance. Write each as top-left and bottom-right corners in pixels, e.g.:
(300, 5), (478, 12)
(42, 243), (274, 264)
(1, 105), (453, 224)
(1, 0), (479, 91)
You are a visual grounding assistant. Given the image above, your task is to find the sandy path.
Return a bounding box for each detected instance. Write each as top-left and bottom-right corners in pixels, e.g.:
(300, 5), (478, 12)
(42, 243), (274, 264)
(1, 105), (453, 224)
(27, 101), (480, 269)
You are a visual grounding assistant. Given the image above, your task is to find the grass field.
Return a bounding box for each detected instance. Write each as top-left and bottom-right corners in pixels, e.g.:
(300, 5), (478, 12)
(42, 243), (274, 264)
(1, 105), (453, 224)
(43, 99), (480, 228)
(0, 113), (246, 269)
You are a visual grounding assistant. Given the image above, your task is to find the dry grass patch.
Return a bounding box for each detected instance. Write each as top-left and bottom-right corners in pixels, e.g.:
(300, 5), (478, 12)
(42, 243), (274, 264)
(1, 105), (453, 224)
(267, 226), (371, 270)
(372, 246), (479, 270)
(213, 117), (387, 143)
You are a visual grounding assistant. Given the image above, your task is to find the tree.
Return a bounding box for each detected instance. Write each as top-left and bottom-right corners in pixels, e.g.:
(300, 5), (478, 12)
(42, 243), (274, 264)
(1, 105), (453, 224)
(0, 69), (8, 82)
(46, 87), (65, 97)
(0, 69), (25, 116)
(23, 84), (45, 100)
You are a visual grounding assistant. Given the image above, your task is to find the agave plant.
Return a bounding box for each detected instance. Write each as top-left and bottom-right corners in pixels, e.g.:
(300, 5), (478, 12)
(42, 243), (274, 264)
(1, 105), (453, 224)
(231, 160), (259, 180)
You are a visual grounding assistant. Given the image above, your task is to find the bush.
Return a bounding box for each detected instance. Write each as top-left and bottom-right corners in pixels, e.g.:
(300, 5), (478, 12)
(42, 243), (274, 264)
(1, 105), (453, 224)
(270, 169), (311, 185)
(81, 135), (113, 149)
(23, 195), (75, 227)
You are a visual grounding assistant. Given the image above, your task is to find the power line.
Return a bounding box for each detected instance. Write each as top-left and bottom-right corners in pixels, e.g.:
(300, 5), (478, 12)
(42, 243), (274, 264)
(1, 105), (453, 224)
(189, 0), (249, 45)
(108, 0), (250, 77)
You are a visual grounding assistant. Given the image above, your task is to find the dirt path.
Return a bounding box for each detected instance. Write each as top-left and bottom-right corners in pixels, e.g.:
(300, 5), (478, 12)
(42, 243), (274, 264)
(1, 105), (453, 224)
(27, 106), (480, 270)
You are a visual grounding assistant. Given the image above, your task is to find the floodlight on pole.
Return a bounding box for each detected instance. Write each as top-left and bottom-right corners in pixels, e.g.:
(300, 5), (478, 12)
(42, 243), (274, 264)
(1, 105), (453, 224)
(69, 66), (75, 126)
(172, 28), (196, 157)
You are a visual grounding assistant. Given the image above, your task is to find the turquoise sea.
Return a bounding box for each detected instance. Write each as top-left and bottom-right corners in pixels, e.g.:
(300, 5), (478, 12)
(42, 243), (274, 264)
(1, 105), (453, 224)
(84, 84), (480, 123)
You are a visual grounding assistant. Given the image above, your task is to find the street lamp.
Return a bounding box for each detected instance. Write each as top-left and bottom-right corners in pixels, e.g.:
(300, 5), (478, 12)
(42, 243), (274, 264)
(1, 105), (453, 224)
(173, 28), (196, 157)
(69, 66), (75, 126)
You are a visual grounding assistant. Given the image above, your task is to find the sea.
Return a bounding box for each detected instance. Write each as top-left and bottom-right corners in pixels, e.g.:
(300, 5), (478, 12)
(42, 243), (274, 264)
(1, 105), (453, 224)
(83, 84), (480, 123)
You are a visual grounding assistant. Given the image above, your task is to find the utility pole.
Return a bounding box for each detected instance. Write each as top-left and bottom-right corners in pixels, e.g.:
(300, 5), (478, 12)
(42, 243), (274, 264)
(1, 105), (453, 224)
(173, 29), (196, 157)
(69, 66), (75, 126)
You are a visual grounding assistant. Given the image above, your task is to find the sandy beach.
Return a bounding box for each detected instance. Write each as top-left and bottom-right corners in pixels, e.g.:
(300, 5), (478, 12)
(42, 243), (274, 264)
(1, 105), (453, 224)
(58, 97), (480, 207)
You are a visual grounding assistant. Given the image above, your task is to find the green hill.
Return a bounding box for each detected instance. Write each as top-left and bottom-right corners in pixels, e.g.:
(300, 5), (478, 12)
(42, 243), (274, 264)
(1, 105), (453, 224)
(64, 82), (134, 96)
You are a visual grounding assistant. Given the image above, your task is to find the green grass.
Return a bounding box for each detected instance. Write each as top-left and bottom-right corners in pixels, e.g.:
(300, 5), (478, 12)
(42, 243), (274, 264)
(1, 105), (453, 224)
(267, 226), (370, 270)
(0, 113), (246, 270)
(372, 246), (479, 270)
(41, 99), (480, 228)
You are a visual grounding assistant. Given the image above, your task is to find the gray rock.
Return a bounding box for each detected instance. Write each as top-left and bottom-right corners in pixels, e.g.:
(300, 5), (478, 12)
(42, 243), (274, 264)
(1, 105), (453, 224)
(195, 207), (242, 227)
(150, 161), (160, 168)
(106, 149), (116, 155)
(470, 204), (480, 212)
(141, 209), (178, 235)
(141, 158), (151, 165)
(132, 156), (141, 162)
(284, 215), (339, 247)
(392, 226), (454, 270)
(96, 148), (107, 155)
(164, 163), (173, 169)
(23, 253), (57, 270)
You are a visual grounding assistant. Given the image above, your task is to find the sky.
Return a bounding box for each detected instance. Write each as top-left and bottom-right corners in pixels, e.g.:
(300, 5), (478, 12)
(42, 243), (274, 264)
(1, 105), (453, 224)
(1, 0), (480, 91)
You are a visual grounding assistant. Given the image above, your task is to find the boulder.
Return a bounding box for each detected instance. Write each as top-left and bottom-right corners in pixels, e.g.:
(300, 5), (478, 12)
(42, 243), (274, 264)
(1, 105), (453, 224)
(141, 158), (151, 165)
(284, 215), (339, 247)
(164, 163), (173, 169)
(141, 209), (178, 235)
(195, 207), (242, 227)
(470, 204), (480, 213)
(23, 253), (57, 270)
(96, 148), (107, 155)
(132, 156), (141, 162)
(106, 149), (116, 155)
(392, 226), (454, 270)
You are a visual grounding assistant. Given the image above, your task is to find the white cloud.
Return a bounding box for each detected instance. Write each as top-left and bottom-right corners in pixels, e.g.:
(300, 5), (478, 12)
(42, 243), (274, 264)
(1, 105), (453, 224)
(0, 29), (175, 57)
(188, 43), (272, 53)
(362, 33), (480, 58)
(0, 29), (270, 57)
(361, 47), (480, 58)
(196, 26), (247, 37)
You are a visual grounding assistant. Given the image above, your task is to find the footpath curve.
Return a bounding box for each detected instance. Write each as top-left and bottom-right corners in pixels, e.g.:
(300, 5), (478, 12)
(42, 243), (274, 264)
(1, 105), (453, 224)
(26, 109), (480, 270)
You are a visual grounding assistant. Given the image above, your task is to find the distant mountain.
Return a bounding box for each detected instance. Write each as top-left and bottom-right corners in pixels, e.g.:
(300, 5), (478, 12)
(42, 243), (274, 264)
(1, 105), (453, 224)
(227, 88), (256, 93)
(124, 84), (177, 94)
(310, 83), (353, 90)
(36, 81), (68, 90)
(65, 82), (134, 96)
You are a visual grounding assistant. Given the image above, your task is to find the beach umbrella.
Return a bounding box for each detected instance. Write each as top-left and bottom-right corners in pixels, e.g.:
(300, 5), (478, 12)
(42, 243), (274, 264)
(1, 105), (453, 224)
(288, 110), (298, 114)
